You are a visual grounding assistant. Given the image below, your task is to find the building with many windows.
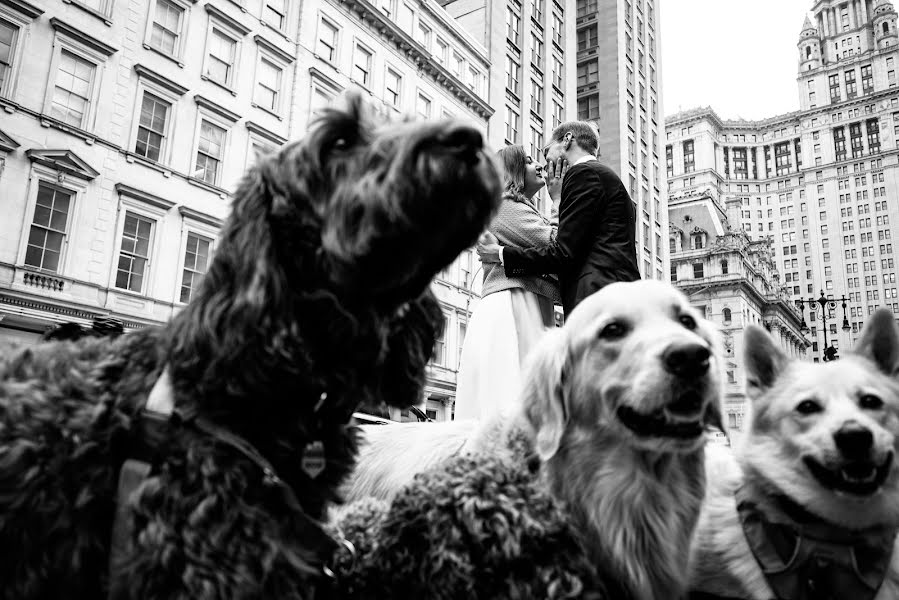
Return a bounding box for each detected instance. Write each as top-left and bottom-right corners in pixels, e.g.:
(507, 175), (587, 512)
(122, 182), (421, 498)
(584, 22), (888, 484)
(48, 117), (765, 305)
(666, 0), (899, 362)
(668, 185), (808, 441)
(0, 0), (491, 421)
(576, 0), (667, 282)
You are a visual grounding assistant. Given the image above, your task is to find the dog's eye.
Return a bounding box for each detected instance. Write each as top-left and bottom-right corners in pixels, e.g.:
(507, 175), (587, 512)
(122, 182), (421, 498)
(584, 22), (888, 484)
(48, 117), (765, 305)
(796, 400), (823, 415)
(599, 322), (627, 340)
(860, 394), (884, 410)
(679, 314), (697, 330)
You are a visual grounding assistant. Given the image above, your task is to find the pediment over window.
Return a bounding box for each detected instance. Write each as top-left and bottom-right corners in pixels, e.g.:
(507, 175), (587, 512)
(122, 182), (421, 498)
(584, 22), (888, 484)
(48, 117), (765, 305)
(26, 148), (100, 181)
(0, 128), (20, 153)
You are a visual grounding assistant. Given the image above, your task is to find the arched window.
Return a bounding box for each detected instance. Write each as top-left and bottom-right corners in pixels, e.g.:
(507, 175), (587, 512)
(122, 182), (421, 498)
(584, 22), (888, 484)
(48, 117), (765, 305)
(884, 21), (890, 35)
(805, 46), (811, 58)
(692, 233), (705, 250)
(721, 260), (729, 274)
(723, 308), (732, 324)
(669, 237), (677, 253)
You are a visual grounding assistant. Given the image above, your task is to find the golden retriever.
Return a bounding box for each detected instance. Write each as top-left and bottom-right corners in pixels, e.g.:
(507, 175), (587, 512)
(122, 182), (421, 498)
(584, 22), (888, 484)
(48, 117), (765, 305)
(689, 309), (899, 600)
(342, 280), (724, 600)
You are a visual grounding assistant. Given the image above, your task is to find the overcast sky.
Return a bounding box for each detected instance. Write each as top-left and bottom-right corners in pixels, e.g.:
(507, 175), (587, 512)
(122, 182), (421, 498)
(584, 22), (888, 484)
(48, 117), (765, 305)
(660, 0), (814, 121)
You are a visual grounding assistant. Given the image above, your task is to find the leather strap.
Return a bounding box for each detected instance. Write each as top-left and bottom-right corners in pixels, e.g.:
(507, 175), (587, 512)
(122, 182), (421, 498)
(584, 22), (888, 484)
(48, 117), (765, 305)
(735, 482), (896, 600)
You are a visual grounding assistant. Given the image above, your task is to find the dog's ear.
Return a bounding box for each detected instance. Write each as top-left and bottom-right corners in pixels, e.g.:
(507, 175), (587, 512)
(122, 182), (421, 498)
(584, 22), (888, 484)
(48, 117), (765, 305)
(853, 308), (899, 375)
(521, 328), (569, 461)
(743, 325), (787, 401)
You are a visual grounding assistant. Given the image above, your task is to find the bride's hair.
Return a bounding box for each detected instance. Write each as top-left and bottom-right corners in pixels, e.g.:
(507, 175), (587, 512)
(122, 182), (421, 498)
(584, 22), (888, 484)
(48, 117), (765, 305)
(496, 145), (528, 196)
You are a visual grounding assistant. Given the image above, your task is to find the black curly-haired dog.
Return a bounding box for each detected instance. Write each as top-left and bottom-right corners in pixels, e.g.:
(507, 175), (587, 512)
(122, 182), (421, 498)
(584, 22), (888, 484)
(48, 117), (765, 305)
(0, 94), (501, 599)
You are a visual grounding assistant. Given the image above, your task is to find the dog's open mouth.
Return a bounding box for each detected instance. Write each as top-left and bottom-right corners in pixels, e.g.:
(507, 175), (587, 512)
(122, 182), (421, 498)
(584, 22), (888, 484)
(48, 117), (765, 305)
(804, 453), (894, 496)
(617, 405), (704, 439)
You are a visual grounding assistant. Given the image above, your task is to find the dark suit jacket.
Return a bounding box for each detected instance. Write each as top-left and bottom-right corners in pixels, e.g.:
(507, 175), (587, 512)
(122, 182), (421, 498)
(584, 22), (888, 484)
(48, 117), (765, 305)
(503, 160), (641, 315)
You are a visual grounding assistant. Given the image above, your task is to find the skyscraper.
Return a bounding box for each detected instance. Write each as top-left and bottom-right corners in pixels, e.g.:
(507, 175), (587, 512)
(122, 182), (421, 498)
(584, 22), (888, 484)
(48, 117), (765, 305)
(666, 0), (899, 362)
(576, 0), (667, 282)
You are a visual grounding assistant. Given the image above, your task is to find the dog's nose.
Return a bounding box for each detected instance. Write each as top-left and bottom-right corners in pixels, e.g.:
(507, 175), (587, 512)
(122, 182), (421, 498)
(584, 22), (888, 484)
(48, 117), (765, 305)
(440, 126), (483, 153)
(662, 343), (711, 378)
(834, 422), (874, 459)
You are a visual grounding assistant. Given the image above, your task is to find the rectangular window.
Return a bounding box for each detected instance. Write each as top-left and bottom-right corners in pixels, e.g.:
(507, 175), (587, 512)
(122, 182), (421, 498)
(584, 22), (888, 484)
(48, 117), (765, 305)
(774, 141), (792, 176)
(683, 140), (694, 173)
(867, 118), (881, 154)
(51, 50), (95, 128)
(254, 58), (282, 112)
(24, 182), (72, 273)
(862, 64), (874, 94)
(552, 100), (563, 128)
(385, 67), (401, 107)
(180, 232), (213, 303)
(850, 121), (864, 157)
(505, 105), (520, 143)
(552, 12), (563, 46)
(506, 54), (520, 95)
(263, 0), (286, 31)
(317, 18), (338, 62)
(352, 44), (372, 87)
(577, 60), (598, 86)
(829, 73), (841, 102)
(693, 263), (704, 278)
(577, 94), (599, 120)
(733, 147), (748, 179)
(576, 0), (597, 17)
(530, 32), (543, 65)
(577, 25), (597, 51)
(194, 120), (226, 185)
(0, 19), (15, 96)
(134, 92), (170, 162)
(531, 79), (543, 113)
(833, 126), (847, 162)
(149, 0), (184, 57)
(666, 145), (673, 177)
(206, 29), (237, 87)
(416, 21), (431, 49)
(115, 212), (154, 293)
(552, 55), (563, 89)
(416, 92), (431, 119)
(845, 69), (857, 99)
(506, 6), (520, 45)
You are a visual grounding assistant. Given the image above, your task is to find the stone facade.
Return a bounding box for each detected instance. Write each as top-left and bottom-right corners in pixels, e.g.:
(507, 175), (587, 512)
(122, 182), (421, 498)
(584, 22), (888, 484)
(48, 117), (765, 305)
(0, 0), (494, 422)
(666, 0), (899, 363)
(669, 189), (809, 442)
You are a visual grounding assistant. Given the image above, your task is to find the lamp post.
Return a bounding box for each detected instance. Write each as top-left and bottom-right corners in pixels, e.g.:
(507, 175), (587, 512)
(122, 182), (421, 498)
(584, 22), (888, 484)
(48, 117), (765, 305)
(794, 291), (851, 361)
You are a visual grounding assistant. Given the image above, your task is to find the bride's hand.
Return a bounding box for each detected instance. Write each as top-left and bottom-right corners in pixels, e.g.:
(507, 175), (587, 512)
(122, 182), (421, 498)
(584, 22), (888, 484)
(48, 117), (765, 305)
(476, 231), (501, 263)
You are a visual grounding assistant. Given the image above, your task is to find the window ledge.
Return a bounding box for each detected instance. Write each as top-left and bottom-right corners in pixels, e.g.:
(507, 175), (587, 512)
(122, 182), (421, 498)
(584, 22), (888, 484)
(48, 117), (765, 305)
(61, 0), (112, 26)
(142, 43), (185, 68)
(38, 114), (96, 145)
(187, 176), (229, 198)
(200, 74), (238, 96)
(260, 19), (291, 41)
(251, 102), (283, 121)
(124, 151), (174, 177)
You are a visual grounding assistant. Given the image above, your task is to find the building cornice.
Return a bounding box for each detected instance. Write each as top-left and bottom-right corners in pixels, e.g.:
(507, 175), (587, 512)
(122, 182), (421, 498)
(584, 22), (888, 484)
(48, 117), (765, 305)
(253, 34), (294, 64)
(204, 4), (252, 36)
(245, 120), (287, 145)
(115, 183), (176, 211)
(50, 17), (118, 55)
(335, 0), (493, 119)
(0, 0), (43, 18)
(194, 95), (242, 123)
(134, 64), (189, 96)
(178, 206), (223, 228)
(0, 128), (19, 153)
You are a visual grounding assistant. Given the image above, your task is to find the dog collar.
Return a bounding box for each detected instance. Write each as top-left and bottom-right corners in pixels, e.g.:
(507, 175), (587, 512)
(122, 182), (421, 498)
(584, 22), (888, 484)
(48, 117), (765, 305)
(735, 483), (897, 600)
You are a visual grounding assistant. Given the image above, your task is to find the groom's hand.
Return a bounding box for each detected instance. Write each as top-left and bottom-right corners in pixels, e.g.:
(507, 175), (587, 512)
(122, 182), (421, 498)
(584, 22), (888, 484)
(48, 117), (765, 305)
(546, 159), (569, 202)
(476, 231), (501, 264)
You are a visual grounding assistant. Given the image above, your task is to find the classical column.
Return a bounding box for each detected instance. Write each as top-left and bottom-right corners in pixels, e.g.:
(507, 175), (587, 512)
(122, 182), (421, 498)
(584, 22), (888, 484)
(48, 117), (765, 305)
(821, 11), (829, 37)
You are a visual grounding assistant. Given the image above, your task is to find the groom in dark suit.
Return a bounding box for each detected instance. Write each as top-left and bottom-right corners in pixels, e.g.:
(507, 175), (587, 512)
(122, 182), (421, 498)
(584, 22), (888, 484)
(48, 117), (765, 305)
(477, 121), (640, 316)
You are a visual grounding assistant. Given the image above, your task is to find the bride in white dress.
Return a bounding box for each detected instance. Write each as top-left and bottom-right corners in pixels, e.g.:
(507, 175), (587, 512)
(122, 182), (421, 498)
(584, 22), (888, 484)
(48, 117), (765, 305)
(454, 145), (561, 423)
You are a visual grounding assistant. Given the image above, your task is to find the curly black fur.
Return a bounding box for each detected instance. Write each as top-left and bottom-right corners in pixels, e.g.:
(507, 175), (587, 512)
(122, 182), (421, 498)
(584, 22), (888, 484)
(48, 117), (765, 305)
(0, 93), (501, 599)
(333, 436), (630, 600)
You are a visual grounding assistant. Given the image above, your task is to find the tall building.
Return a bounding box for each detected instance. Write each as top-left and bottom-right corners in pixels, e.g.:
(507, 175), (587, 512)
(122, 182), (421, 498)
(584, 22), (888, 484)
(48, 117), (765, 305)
(666, 0), (899, 362)
(576, 0), (667, 281)
(668, 186), (808, 441)
(0, 0), (491, 421)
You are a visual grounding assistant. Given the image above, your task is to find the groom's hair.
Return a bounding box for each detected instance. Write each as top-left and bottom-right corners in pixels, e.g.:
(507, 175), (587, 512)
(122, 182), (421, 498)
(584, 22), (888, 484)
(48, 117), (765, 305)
(549, 121), (599, 156)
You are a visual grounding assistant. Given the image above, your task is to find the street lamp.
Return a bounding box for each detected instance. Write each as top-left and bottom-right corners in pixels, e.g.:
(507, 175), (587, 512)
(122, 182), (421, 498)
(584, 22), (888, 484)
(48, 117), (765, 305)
(794, 291), (851, 361)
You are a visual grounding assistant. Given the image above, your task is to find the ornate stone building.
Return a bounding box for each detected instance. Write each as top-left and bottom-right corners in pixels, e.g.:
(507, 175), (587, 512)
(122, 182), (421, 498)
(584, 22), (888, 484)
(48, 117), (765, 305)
(669, 186), (808, 442)
(666, 0), (899, 364)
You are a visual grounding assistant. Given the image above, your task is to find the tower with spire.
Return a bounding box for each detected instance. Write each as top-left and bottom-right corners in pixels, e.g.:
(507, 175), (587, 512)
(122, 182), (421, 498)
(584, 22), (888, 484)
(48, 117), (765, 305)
(873, 0), (899, 49)
(799, 15), (823, 72)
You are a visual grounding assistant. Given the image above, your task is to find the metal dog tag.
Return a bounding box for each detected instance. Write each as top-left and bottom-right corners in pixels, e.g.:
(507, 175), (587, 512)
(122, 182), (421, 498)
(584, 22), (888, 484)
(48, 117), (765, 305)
(302, 441), (326, 479)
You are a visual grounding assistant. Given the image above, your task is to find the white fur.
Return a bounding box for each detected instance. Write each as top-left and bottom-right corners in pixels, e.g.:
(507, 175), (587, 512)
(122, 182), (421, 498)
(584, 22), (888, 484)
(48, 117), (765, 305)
(689, 309), (899, 600)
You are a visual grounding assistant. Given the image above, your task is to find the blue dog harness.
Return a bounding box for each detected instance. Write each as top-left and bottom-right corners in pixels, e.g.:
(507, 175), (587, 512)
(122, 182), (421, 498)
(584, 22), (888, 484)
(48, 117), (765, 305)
(735, 483), (897, 600)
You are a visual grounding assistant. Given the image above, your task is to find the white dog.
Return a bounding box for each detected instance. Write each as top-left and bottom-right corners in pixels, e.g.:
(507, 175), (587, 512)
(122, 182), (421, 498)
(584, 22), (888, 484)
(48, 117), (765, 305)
(689, 309), (899, 600)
